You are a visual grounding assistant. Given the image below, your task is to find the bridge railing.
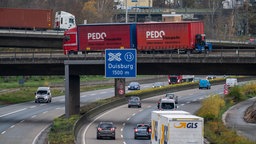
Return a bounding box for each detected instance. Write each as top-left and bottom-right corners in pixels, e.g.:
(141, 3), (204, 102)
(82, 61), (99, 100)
(0, 49), (256, 64)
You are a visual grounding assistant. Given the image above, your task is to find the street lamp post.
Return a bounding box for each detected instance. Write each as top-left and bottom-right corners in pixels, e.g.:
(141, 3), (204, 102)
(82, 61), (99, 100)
(125, 0), (128, 23)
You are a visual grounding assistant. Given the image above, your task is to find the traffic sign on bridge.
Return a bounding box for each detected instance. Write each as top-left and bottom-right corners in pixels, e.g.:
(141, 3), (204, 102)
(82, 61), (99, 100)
(105, 49), (137, 78)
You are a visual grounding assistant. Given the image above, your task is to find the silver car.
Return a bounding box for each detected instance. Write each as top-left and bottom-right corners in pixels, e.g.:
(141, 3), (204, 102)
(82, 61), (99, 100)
(128, 96), (141, 108)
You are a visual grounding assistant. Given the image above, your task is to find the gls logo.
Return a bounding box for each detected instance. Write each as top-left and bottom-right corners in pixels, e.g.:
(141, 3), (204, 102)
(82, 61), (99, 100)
(88, 32), (107, 40)
(174, 122), (198, 128)
(146, 30), (165, 39)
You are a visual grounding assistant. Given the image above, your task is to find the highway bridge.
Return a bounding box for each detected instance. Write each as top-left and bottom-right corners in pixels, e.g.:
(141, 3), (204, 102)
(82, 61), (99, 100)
(0, 30), (256, 117)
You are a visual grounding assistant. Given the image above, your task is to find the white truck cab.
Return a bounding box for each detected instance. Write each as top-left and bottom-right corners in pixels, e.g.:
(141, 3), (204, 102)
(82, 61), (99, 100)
(226, 78), (238, 88)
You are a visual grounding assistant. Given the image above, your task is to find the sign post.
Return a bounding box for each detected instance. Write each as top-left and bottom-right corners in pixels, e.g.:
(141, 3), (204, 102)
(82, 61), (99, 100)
(105, 49), (137, 96)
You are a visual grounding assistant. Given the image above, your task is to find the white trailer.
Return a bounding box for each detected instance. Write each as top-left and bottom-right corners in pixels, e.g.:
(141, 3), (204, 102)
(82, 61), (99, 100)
(151, 113), (204, 144)
(151, 110), (191, 144)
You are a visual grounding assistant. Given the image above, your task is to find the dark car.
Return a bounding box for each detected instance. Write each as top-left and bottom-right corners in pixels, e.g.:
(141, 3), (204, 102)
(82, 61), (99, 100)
(128, 96), (141, 108)
(134, 124), (151, 139)
(128, 82), (140, 90)
(96, 122), (116, 140)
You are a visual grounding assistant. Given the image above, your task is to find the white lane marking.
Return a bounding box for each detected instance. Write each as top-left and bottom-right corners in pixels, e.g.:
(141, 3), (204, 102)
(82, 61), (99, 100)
(30, 106), (36, 109)
(1, 131), (6, 134)
(121, 135), (123, 138)
(132, 113), (136, 116)
(139, 109), (143, 112)
(82, 105), (127, 144)
(90, 93), (96, 96)
(127, 117), (130, 121)
(40, 104), (46, 106)
(123, 142), (126, 144)
(31, 115), (37, 118)
(20, 120), (25, 123)
(0, 108), (27, 118)
(43, 111), (48, 114)
(180, 104), (185, 106)
(192, 99), (197, 102)
(199, 97), (203, 100)
(32, 124), (51, 144)
(123, 123), (126, 126)
(10, 125), (15, 128)
(121, 128), (123, 131)
(186, 101), (191, 104)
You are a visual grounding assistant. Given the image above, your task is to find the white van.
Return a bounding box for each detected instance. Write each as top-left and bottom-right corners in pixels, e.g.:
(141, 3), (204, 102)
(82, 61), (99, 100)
(157, 98), (177, 110)
(35, 87), (52, 103)
(226, 78), (238, 88)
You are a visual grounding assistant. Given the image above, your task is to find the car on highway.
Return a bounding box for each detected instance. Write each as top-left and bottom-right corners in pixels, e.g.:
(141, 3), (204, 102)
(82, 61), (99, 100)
(34, 87), (52, 103)
(128, 82), (141, 90)
(152, 82), (164, 88)
(199, 79), (211, 89)
(165, 93), (178, 104)
(96, 121), (116, 140)
(206, 75), (216, 80)
(157, 93), (178, 108)
(157, 98), (177, 110)
(128, 96), (141, 108)
(134, 123), (151, 139)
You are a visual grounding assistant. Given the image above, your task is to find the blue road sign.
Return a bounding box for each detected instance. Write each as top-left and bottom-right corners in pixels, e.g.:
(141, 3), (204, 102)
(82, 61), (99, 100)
(105, 49), (137, 78)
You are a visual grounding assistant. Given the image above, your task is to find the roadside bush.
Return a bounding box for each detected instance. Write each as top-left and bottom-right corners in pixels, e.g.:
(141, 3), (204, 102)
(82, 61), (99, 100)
(226, 86), (246, 103)
(197, 95), (225, 121)
(49, 115), (80, 144)
(240, 82), (256, 98)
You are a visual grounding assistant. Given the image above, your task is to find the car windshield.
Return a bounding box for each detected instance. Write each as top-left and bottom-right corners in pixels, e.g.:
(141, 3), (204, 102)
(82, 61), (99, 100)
(37, 90), (47, 95)
(166, 93), (174, 98)
(100, 123), (113, 129)
(130, 82), (138, 86)
(130, 97), (139, 101)
(161, 103), (174, 109)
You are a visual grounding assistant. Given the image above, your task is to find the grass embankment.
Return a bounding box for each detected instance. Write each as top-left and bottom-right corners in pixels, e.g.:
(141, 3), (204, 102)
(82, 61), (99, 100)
(197, 82), (256, 144)
(0, 76), (111, 104)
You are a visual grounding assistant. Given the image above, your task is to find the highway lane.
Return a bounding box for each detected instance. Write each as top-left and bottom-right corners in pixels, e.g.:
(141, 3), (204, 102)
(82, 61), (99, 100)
(80, 83), (224, 144)
(0, 82), (156, 144)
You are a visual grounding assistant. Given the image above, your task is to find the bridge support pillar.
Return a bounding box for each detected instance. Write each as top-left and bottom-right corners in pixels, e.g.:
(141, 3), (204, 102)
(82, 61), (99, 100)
(65, 65), (80, 118)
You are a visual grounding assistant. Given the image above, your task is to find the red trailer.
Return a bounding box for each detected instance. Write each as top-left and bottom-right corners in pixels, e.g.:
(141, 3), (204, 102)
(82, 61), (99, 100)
(77, 23), (137, 53)
(0, 8), (53, 29)
(136, 21), (205, 53)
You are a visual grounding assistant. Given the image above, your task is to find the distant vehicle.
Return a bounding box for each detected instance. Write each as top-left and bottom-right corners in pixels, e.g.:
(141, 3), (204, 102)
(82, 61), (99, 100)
(199, 79), (211, 89)
(158, 98), (177, 110)
(134, 123), (151, 140)
(248, 38), (256, 44)
(152, 82), (164, 88)
(35, 87), (52, 103)
(128, 82), (140, 90)
(128, 96), (141, 108)
(206, 75), (216, 80)
(96, 122), (116, 140)
(168, 75), (194, 84)
(226, 78), (238, 88)
(165, 93), (178, 104)
(0, 8), (75, 30)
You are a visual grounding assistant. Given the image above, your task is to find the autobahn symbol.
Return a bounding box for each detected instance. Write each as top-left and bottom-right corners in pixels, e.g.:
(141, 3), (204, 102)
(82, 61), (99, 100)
(105, 49), (137, 78)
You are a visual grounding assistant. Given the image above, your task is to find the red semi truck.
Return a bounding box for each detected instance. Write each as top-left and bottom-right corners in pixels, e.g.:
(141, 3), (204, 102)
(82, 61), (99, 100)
(63, 21), (212, 54)
(64, 23), (137, 54)
(0, 8), (75, 30)
(168, 75), (194, 84)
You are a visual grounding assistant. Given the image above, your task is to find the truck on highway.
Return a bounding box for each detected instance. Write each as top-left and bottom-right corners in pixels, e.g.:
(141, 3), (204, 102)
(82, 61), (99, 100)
(225, 78), (238, 88)
(151, 111), (204, 144)
(0, 8), (75, 30)
(63, 21), (212, 55)
(168, 75), (194, 84)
